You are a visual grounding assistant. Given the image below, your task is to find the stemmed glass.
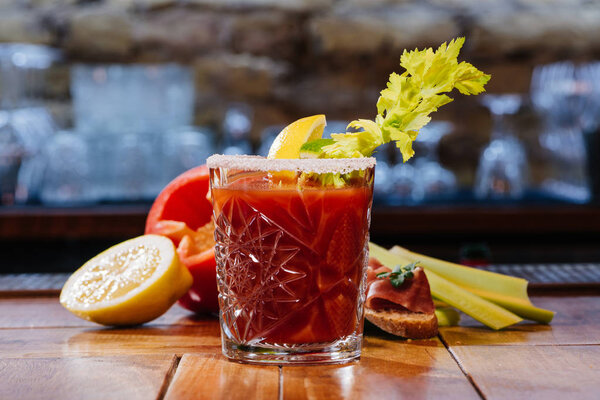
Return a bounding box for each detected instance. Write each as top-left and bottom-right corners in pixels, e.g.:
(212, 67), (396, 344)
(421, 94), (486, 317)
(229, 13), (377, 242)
(411, 121), (457, 202)
(474, 94), (528, 200)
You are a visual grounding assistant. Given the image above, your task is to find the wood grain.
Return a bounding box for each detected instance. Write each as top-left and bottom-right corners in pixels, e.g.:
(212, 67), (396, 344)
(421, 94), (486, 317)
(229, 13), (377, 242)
(0, 355), (176, 400)
(0, 325), (221, 358)
(165, 354), (279, 400)
(282, 336), (479, 400)
(0, 296), (209, 329)
(450, 345), (600, 400)
(439, 296), (600, 346)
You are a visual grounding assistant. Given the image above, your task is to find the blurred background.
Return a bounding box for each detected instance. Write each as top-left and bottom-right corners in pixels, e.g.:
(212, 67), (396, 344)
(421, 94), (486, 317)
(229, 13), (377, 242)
(1, 0), (600, 272)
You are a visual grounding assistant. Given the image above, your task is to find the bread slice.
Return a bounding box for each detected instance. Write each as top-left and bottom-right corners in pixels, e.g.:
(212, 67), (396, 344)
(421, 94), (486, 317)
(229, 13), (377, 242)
(365, 308), (438, 339)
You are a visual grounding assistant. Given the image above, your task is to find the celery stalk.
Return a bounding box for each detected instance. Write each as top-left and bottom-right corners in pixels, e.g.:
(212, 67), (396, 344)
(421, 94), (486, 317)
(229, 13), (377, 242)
(435, 307), (461, 327)
(426, 270), (522, 330)
(433, 299), (450, 308)
(387, 245), (555, 324)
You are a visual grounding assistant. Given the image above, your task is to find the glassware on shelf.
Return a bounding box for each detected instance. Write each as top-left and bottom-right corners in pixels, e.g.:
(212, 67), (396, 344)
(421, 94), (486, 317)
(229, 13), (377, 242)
(579, 62), (600, 203)
(474, 94), (528, 200)
(113, 132), (155, 201)
(207, 155), (375, 364)
(0, 112), (25, 205)
(411, 121), (457, 202)
(12, 107), (57, 203)
(221, 103), (253, 155)
(39, 130), (95, 206)
(71, 64), (195, 136)
(0, 43), (61, 109)
(0, 43), (61, 204)
(390, 162), (417, 204)
(163, 126), (215, 183)
(531, 61), (593, 203)
(70, 63), (196, 202)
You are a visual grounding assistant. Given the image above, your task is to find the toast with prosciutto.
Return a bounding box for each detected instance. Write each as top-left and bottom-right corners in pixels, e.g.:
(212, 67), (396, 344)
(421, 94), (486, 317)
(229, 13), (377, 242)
(365, 258), (438, 339)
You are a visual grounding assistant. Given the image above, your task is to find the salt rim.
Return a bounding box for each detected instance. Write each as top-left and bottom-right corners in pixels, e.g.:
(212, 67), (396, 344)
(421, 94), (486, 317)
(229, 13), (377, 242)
(206, 154), (376, 174)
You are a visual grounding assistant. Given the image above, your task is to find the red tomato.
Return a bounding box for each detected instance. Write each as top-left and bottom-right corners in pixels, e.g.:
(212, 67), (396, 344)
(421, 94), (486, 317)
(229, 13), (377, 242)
(145, 165), (219, 314)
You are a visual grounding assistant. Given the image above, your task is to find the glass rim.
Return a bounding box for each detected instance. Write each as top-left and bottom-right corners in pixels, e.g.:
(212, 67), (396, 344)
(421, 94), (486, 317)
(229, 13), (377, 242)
(206, 154), (376, 174)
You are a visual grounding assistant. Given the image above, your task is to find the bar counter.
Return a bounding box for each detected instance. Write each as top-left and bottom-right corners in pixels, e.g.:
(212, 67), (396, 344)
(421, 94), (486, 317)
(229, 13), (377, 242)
(1, 278), (598, 399)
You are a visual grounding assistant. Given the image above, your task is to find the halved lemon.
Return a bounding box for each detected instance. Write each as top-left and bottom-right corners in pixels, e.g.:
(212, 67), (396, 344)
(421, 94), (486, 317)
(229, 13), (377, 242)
(60, 234), (192, 326)
(267, 114), (326, 159)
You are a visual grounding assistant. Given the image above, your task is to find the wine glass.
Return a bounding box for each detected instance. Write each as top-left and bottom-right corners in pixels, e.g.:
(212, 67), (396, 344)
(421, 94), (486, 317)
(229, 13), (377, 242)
(474, 94), (528, 200)
(412, 121), (457, 202)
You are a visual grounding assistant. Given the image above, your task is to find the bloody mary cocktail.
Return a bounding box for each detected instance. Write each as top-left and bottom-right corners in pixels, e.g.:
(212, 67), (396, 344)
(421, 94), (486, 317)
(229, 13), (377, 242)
(207, 155), (375, 364)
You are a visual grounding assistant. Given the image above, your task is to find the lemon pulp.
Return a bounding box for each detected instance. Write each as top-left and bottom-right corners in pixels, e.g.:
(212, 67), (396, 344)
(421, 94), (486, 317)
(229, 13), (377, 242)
(60, 235), (192, 326)
(267, 114), (326, 159)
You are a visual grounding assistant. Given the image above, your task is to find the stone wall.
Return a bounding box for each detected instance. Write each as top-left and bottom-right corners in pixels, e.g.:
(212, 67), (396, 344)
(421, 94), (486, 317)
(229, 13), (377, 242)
(1, 0), (600, 183)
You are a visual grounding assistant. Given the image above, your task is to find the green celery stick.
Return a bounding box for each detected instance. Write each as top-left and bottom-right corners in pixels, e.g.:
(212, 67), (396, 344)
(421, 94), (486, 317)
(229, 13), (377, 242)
(435, 307), (461, 327)
(426, 270), (522, 330)
(388, 245), (554, 324)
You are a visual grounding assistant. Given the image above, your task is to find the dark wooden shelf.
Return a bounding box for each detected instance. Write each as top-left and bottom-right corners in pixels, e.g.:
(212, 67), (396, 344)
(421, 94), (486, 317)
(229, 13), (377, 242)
(1, 204), (599, 240)
(0, 205), (150, 240)
(372, 205), (600, 235)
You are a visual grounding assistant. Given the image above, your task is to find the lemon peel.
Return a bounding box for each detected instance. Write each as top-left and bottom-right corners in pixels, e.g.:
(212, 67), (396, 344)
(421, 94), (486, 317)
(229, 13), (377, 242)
(60, 234), (192, 326)
(267, 115), (326, 159)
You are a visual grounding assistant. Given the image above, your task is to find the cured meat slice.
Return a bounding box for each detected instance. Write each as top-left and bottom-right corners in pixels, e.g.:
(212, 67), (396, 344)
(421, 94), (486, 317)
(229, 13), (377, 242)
(365, 258), (435, 314)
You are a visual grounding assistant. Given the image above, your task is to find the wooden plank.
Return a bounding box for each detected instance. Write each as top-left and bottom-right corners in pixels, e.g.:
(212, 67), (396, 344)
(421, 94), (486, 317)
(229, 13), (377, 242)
(0, 324), (221, 358)
(439, 296), (600, 346)
(165, 354), (279, 400)
(0, 355), (176, 400)
(282, 336), (479, 400)
(450, 345), (600, 400)
(0, 296), (209, 329)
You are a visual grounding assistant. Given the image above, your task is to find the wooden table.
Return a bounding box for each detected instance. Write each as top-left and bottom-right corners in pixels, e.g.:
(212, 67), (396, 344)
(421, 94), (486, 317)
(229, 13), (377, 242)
(1, 290), (599, 399)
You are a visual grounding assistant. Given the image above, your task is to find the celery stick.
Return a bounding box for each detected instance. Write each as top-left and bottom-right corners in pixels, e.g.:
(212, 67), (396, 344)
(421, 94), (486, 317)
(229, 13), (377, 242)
(386, 245), (555, 324)
(388, 244), (529, 302)
(466, 288), (555, 324)
(370, 243), (523, 329)
(435, 307), (461, 327)
(433, 299), (450, 308)
(426, 270), (522, 330)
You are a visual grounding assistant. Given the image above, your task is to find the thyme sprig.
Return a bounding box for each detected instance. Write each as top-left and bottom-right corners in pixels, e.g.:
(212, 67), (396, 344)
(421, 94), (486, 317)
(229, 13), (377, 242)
(376, 261), (420, 288)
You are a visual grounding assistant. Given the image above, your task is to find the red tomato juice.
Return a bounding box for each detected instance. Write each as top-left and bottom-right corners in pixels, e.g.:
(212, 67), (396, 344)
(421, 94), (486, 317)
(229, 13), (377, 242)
(211, 179), (373, 345)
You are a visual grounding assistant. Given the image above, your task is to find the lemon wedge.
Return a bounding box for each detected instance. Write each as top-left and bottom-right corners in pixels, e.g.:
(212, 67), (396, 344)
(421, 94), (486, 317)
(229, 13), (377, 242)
(60, 234), (192, 326)
(267, 114), (326, 159)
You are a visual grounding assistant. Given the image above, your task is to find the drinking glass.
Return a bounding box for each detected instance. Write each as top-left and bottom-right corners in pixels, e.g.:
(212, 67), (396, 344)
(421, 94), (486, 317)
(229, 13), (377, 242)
(207, 155), (375, 364)
(39, 130), (95, 205)
(474, 94), (528, 200)
(0, 112), (25, 205)
(531, 61), (593, 203)
(221, 103), (253, 155)
(411, 121), (457, 202)
(163, 126), (215, 182)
